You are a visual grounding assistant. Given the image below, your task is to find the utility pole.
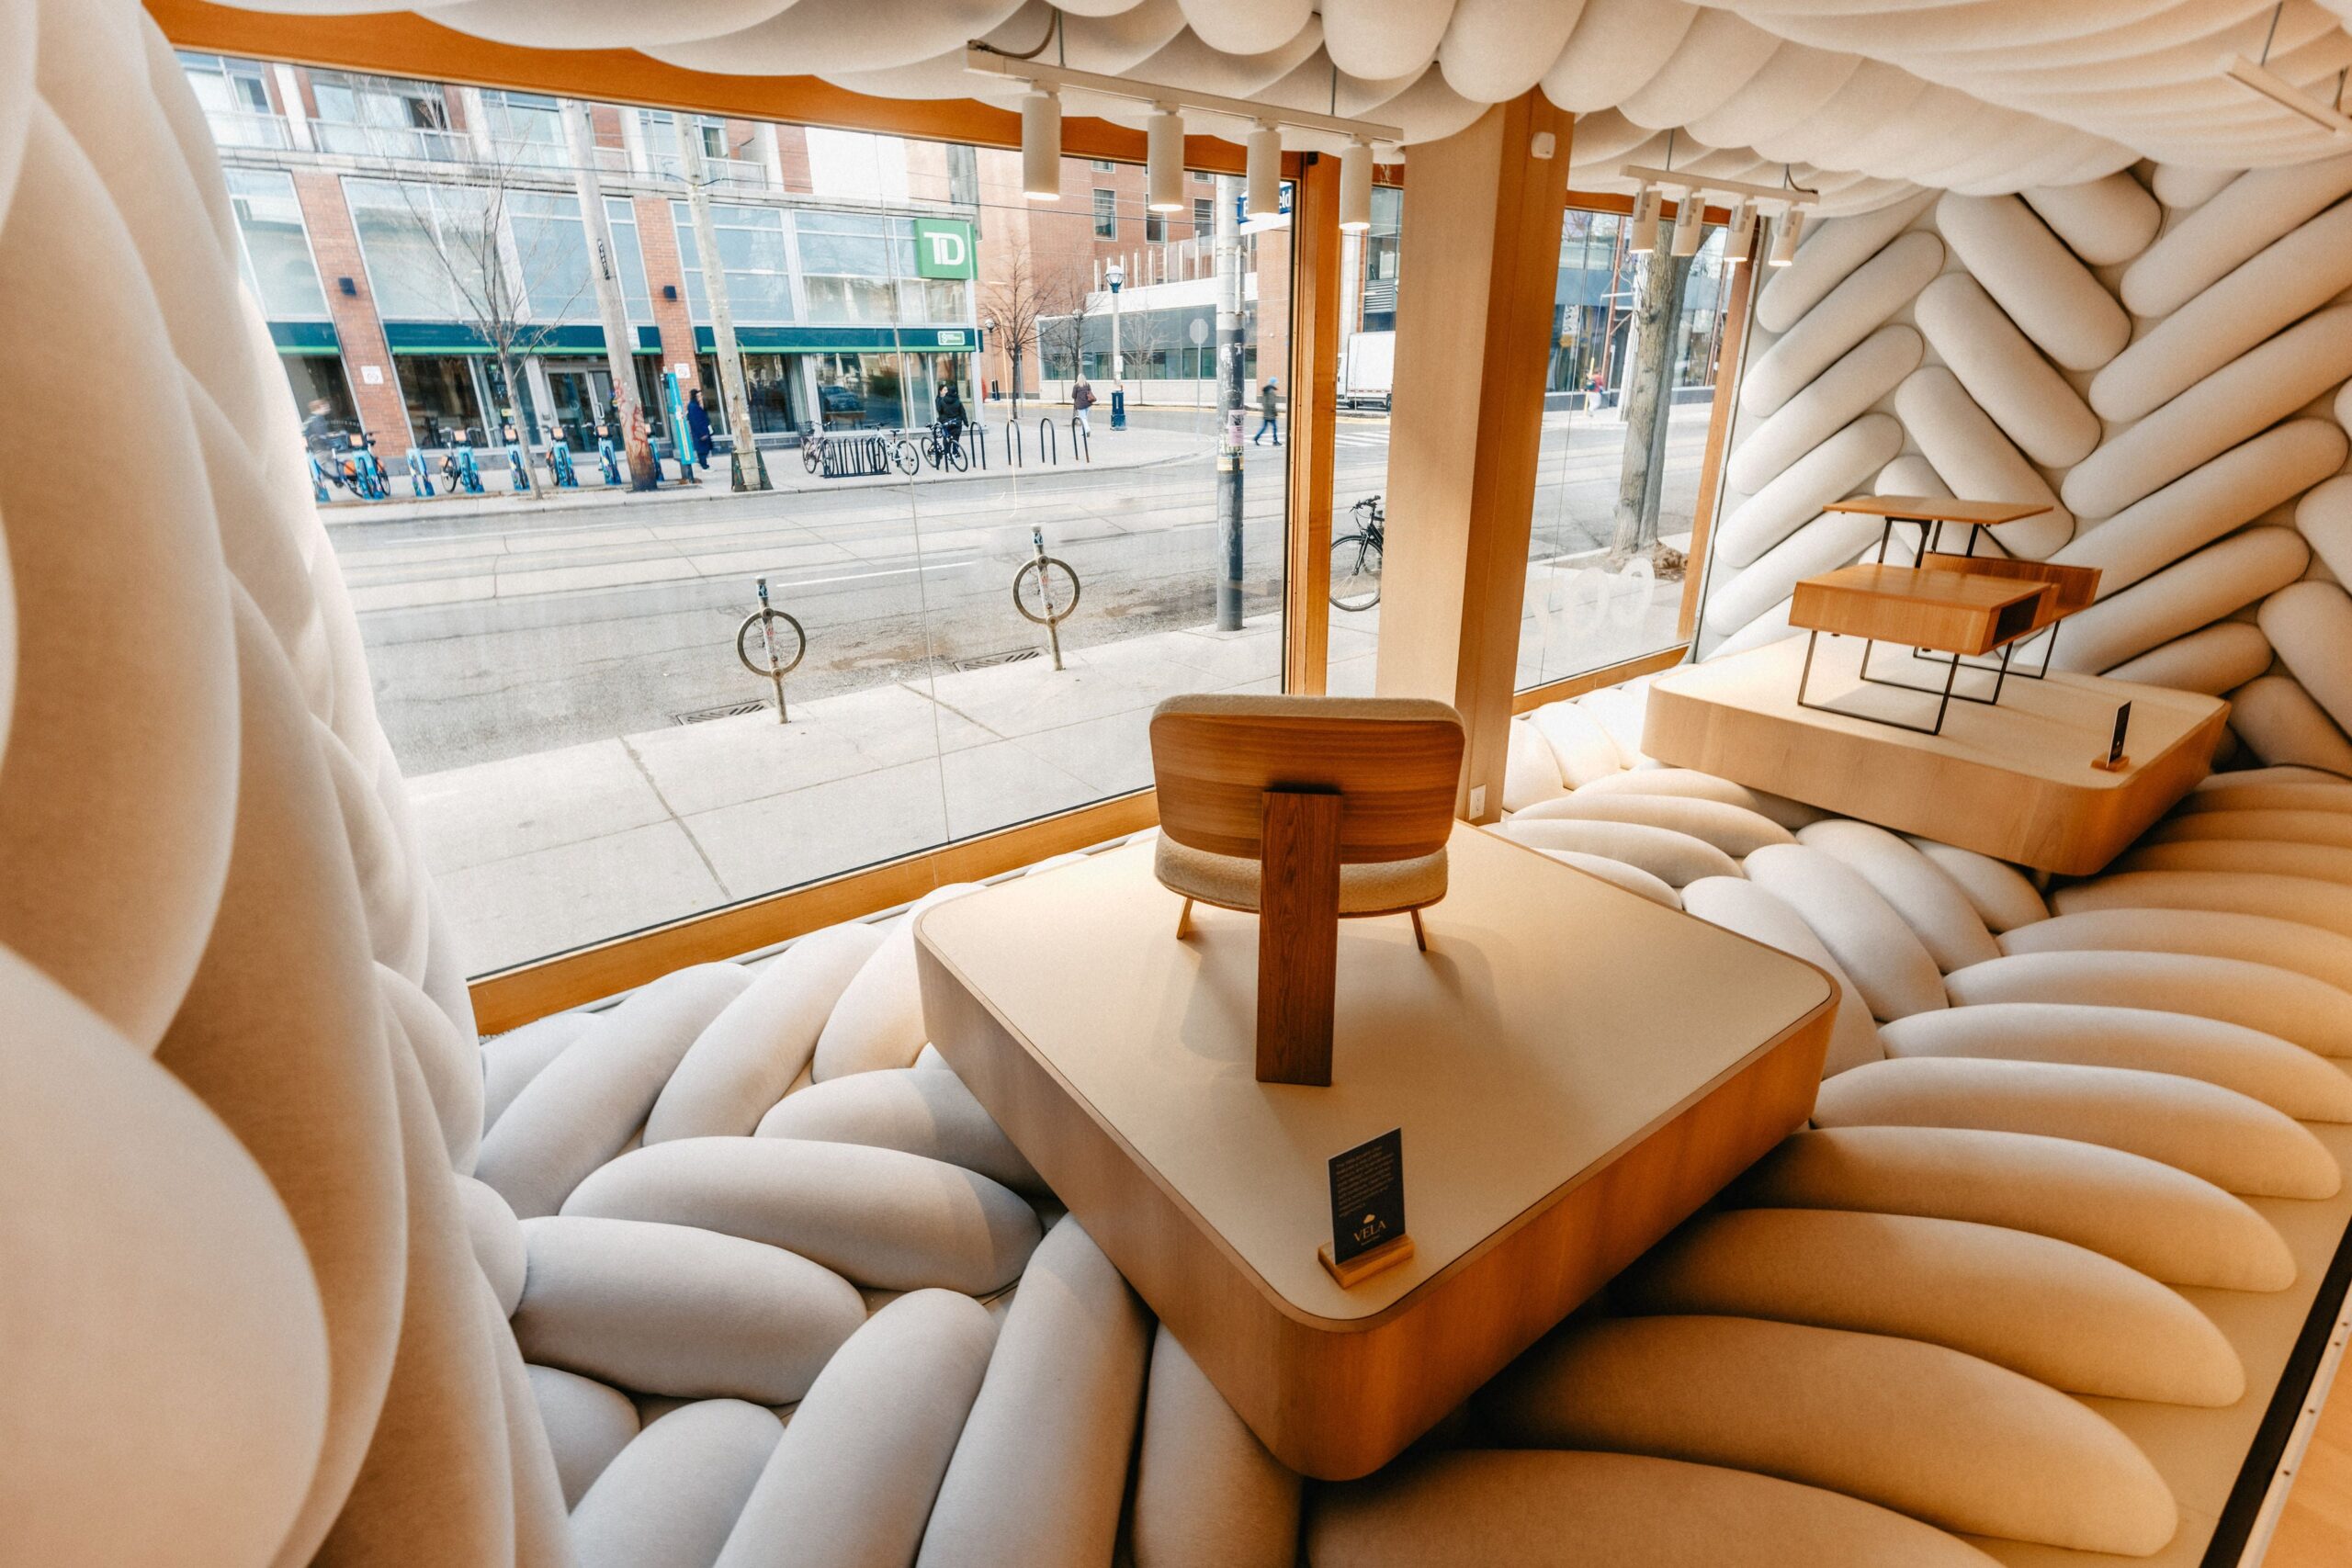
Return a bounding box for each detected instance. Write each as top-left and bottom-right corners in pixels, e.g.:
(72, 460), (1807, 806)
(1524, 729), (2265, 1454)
(563, 99), (658, 490)
(674, 115), (771, 491)
(1215, 175), (1245, 631)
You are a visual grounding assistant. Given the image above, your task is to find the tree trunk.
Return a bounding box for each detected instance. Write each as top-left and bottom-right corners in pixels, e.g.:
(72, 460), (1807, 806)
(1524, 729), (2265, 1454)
(675, 116), (771, 492)
(564, 98), (658, 490)
(1607, 225), (1694, 565)
(494, 346), (548, 501)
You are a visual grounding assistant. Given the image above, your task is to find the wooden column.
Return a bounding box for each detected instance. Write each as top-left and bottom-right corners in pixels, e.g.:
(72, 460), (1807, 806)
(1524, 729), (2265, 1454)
(1373, 95), (1573, 822)
(1283, 151), (1342, 694)
(1679, 219), (1764, 640)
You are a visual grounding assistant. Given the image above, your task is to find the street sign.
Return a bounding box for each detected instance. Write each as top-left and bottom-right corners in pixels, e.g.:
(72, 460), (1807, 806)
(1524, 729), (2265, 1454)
(913, 218), (978, 279)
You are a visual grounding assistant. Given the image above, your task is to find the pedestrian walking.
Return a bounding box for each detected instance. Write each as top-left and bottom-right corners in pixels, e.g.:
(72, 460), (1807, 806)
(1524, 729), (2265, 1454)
(1071, 375), (1096, 435)
(1252, 377), (1282, 445)
(685, 387), (714, 473)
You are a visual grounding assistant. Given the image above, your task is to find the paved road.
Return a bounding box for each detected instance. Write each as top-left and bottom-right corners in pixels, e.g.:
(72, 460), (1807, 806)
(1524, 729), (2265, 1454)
(335, 409), (1709, 775)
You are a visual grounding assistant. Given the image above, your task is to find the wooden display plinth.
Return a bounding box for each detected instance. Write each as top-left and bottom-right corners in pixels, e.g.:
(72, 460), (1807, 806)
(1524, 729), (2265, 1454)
(915, 826), (1836, 1480)
(1643, 638), (2228, 875)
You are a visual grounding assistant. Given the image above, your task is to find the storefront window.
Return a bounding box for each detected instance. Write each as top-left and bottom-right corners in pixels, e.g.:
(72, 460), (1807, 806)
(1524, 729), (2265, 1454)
(1515, 208), (1737, 690)
(225, 168), (329, 320)
(281, 355), (358, 438)
(693, 353), (806, 436)
(345, 177), (497, 321)
(394, 354), (486, 447)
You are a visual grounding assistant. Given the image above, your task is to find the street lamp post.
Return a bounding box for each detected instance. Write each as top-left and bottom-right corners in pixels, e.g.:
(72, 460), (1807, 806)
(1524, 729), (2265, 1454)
(1104, 260), (1125, 431)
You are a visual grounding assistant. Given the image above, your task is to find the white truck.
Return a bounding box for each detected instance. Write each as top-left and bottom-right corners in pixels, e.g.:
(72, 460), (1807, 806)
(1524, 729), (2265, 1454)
(1338, 330), (1395, 412)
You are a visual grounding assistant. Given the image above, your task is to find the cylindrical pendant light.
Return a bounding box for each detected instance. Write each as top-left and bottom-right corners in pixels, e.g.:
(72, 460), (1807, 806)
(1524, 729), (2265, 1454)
(1021, 88), (1061, 201)
(1245, 122), (1283, 220)
(1724, 199), (1757, 262)
(1339, 139), (1373, 232)
(1669, 189), (1705, 257)
(1768, 205), (1805, 266)
(1147, 107), (1185, 212)
(1626, 185), (1660, 251)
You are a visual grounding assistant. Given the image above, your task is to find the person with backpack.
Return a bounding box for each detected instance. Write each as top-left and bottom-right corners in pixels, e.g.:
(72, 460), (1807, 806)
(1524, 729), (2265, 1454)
(1071, 376), (1097, 435)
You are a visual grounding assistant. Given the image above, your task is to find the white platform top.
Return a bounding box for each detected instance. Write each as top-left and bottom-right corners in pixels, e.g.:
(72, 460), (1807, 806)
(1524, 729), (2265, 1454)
(918, 825), (1832, 1322)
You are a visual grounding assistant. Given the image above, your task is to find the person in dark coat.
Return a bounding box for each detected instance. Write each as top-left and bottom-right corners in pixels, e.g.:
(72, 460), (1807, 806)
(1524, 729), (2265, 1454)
(685, 387), (714, 472)
(1252, 377), (1281, 445)
(935, 380), (968, 439)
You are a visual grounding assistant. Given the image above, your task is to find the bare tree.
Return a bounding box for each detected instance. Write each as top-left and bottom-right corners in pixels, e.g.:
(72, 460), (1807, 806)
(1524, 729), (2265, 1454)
(979, 243), (1051, 419)
(384, 137), (593, 493)
(1035, 253), (1096, 387)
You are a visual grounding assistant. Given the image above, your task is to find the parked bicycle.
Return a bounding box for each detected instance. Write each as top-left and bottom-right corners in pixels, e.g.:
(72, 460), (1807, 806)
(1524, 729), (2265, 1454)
(1329, 493), (1385, 611)
(923, 420), (971, 472)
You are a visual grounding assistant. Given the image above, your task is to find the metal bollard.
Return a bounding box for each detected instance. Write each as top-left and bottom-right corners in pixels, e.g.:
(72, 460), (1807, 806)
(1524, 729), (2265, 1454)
(1039, 417), (1057, 466)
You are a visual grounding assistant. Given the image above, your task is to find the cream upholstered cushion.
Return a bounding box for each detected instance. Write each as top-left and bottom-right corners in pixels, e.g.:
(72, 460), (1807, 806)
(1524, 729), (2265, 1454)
(1306, 1450), (2000, 1568)
(1501, 717), (1567, 812)
(1736, 1126), (2295, 1290)
(1480, 1314), (2176, 1555)
(1901, 836), (2047, 931)
(1942, 950), (2352, 1057)
(1679, 876), (1884, 1077)
(1509, 792), (1796, 857)
(919, 1218), (1151, 1568)
(754, 1065), (1043, 1196)
(526, 1364), (639, 1509)
(572, 1398), (783, 1568)
(512, 1216), (865, 1404)
(2052, 870), (2352, 942)
(1746, 844), (1949, 1020)
(457, 1174), (527, 1317)
(1534, 849), (1682, 908)
(1524, 699), (1623, 786)
(2181, 776), (2352, 815)
(1998, 908), (2352, 994)
(1133, 1325), (1302, 1568)
(481, 1010), (593, 1131)
(811, 884), (980, 1081)
(561, 1136), (1042, 1295)
(1882, 1002), (2352, 1122)
(1155, 834), (1449, 916)
(1577, 765), (1823, 829)
(2119, 838), (2352, 886)
(716, 1291), (998, 1568)
(2154, 807), (2352, 848)
(646, 920), (883, 1142)
(1619, 1207), (2242, 1405)
(1812, 1056), (2339, 1199)
(1795, 820), (2001, 972)
(1492, 818), (1740, 887)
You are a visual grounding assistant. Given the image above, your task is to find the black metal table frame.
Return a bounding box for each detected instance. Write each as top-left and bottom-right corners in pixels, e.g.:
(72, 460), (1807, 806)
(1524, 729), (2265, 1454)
(1869, 511), (2065, 684)
(1796, 627), (2023, 739)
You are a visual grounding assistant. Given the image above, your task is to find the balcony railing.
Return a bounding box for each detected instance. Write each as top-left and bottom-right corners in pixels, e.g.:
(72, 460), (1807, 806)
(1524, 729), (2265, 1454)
(204, 107), (291, 150)
(312, 119), (474, 163)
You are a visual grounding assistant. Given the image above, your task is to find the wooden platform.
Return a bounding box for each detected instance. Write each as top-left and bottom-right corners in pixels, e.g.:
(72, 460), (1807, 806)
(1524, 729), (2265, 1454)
(1644, 638), (2229, 874)
(914, 825), (1835, 1480)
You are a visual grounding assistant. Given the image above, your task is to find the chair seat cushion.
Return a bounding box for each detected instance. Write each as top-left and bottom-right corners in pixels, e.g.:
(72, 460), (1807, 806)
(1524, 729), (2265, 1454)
(1155, 836), (1447, 916)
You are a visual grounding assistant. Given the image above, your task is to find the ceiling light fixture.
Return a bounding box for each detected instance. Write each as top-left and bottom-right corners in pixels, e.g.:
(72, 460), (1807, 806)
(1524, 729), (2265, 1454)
(1626, 185), (1661, 251)
(1340, 141), (1374, 232)
(1769, 206), (1805, 266)
(1147, 107), (1186, 211)
(1245, 122), (1282, 220)
(1670, 188), (1705, 257)
(1021, 87), (1061, 200)
(1724, 199), (1758, 262)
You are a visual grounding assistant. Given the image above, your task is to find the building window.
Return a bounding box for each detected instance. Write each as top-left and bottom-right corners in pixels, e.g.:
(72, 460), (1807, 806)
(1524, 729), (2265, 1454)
(178, 51), (284, 148)
(343, 177), (498, 321)
(477, 88), (569, 170)
(672, 201), (797, 324)
(1091, 158), (1115, 171)
(507, 192), (603, 322)
(1092, 187), (1117, 239)
(1146, 213), (1167, 243)
(1193, 197), (1214, 233)
(224, 168), (329, 320)
(792, 209), (896, 325)
(311, 71), (458, 161)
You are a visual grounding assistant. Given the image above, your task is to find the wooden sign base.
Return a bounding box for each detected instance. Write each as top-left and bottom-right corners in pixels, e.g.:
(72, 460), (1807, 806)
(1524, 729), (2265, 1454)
(1318, 1235), (1415, 1289)
(2090, 754), (2132, 773)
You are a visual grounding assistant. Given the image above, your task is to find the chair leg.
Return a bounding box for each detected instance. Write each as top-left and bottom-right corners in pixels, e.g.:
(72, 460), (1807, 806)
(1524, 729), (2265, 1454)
(1175, 897), (1193, 939)
(1410, 908), (1427, 952)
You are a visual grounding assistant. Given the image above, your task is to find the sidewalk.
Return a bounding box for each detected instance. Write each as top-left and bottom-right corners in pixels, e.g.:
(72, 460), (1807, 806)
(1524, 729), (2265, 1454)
(413, 608), (1380, 972)
(322, 420), (1203, 525)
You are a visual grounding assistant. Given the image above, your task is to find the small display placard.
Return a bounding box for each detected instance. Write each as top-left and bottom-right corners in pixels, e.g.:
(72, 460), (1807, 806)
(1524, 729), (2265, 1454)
(1329, 1128), (1406, 1266)
(2109, 702), (2132, 768)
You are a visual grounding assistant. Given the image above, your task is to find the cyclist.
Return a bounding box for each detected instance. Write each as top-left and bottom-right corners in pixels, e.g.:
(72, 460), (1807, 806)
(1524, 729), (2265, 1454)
(935, 379), (968, 447)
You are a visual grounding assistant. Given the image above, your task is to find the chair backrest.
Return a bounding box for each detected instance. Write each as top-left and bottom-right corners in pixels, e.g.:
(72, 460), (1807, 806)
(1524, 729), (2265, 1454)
(1149, 694), (1465, 863)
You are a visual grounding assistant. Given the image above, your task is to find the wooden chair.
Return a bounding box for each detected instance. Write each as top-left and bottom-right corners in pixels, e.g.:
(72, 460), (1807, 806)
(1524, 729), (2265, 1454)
(1148, 694), (1466, 1086)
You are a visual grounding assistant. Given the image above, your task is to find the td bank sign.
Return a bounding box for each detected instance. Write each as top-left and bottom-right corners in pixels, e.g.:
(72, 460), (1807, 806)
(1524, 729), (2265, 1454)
(913, 218), (977, 279)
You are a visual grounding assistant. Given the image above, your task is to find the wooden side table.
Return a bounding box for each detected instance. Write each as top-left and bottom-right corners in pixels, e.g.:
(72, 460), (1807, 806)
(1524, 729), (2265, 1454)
(1791, 564), (2055, 735)
(1823, 493), (2053, 564)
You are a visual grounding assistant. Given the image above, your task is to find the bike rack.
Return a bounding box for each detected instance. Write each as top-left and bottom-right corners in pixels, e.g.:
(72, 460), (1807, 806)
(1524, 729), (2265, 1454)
(1069, 416), (1091, 463)
(1006, 420), (1023, 468)
(967, 422), (987, 470)
(546, 444), (580, 489)
(1015, 525), (1081, 671)
(1038, 417), (1057, 466)
(736, 576), (808, 723)
(405, 451), (435, 498)
(505, 444), (533, 494)
(597, 436), (622, 486)
(309, 455), (331, 504)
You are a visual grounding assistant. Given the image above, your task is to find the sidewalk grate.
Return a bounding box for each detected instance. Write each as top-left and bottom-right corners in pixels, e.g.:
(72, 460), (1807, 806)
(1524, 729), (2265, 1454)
(672, 700), (769, 726)
(951, 648), (1042, 672)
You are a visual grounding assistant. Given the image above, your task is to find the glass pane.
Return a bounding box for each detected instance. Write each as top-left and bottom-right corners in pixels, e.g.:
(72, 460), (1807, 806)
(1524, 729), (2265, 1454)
(1515, 207), (1733, 690)
(1326, 181), (1401, 694)
(191, 56), (1295, 972)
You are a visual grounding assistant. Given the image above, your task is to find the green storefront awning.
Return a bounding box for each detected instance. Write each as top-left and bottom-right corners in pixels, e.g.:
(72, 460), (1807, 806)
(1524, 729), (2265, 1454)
(269, 320), (342, 356)
(381, 321), (663, 355)
(692, 325), (978, 355)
